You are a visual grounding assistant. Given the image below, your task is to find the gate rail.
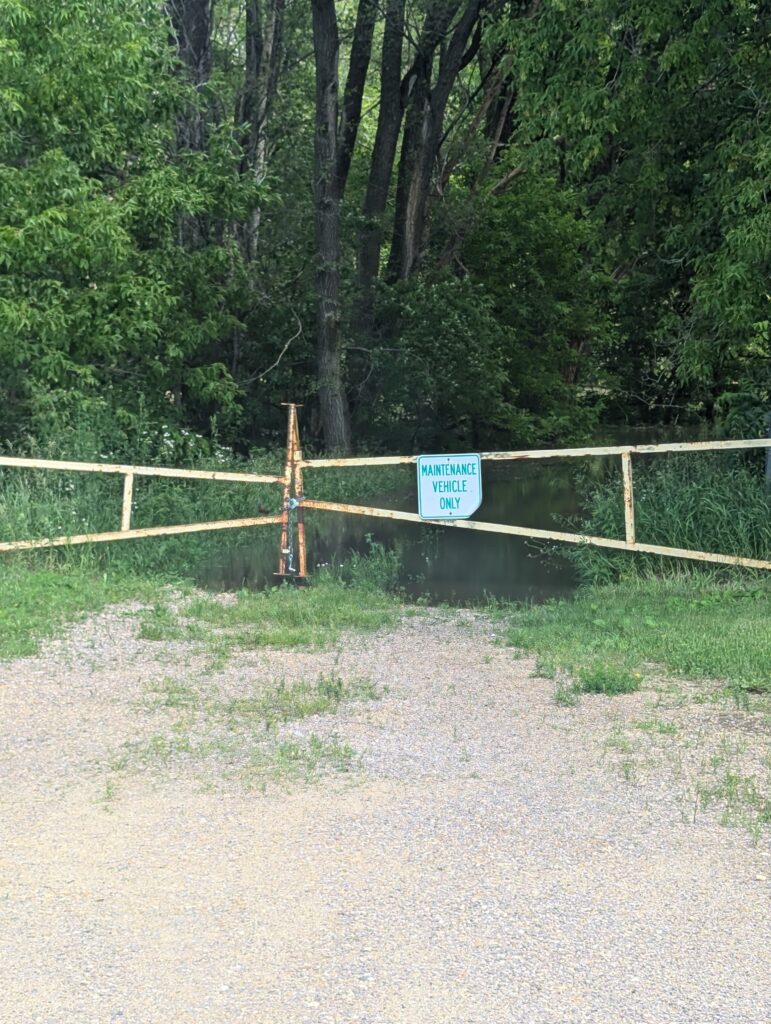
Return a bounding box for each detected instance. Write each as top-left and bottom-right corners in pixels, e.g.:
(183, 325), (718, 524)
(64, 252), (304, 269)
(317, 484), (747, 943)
(0, 456), (283, 552)
(297, 436), (771, 573)
(0, 409), (769, 573)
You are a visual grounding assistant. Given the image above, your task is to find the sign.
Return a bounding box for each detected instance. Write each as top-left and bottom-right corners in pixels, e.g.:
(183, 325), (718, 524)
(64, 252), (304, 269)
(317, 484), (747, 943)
(417, 453), (482, 520)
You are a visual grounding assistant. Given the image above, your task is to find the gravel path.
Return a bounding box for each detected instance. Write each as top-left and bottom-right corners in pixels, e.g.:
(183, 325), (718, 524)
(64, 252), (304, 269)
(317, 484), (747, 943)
(0, 603), (769, 1024)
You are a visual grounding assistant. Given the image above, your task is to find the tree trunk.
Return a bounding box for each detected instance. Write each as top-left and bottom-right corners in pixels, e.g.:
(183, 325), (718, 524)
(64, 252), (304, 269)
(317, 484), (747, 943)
(239, 0), (285, 260)
(166, 0), (214, 152)
(311, 0), (350, 451)
(353, 0), (405, 340)
(167, 0), (215, 253)
(311, 0), (377, 451)
(387, 0), (484, 282)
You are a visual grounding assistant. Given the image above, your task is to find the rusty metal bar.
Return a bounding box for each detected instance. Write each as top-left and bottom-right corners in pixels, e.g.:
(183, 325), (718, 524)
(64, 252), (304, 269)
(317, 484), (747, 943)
(277, 403), (297, 576)
(0, 515), (282, 553)
(621, 452), (635, 545)
(0, 455), (283, 484)
(121, 472), (134, 532)
(301, 499), (771, 572)
(292, 413), (308, 578)
(299, 437), (771, 469)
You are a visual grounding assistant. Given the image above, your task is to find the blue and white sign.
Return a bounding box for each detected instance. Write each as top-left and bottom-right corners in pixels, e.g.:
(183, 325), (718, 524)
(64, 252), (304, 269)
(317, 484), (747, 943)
(417, 453), (482, 520)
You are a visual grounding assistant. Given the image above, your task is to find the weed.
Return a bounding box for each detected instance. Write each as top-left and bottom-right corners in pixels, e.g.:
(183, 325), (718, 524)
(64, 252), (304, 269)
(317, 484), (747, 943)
(605, 727), (634, 754)
(620, 758), (637, 784)
(112, 669), (378, 790)
(224, 673), (379, 728)
(577, 663), (641, 696)
(633, 719), (678, 736)
(533, 655), (557, 680)
(251, 735), (357, 785)
(554, 682), (581, 707)
(145, 678), (199, 710)
(698, 771), (771, 833)
(98, 778), (119, 808)
(138, 603), (184, 642)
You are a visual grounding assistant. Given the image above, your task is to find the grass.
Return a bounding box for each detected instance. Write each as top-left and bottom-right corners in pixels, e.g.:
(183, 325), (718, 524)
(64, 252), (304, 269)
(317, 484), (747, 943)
(112, 670), (378, 789)
(223, 672), (380, 726)
(183, 575), (399, 648)
(506, 577), (770, 837)
(500, 578), (771, 702)
(568, 452), (771, 584)
(142, 671), (379, 726)
(633, 719), (679, 736)
(132, 570), (401, 663)
(0, 562), (163, 659)
(697, 771), (771, 838)
(1, 538), (403, 664)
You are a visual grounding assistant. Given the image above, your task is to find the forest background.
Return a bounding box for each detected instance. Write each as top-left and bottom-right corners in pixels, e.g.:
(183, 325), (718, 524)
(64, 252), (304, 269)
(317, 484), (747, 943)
(1, 0), (769, 460)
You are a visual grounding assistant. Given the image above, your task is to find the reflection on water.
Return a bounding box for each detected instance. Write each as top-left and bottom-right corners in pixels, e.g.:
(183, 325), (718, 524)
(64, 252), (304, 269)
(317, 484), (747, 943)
(197, 425), (711, 604)
(199, 460), (582, 604)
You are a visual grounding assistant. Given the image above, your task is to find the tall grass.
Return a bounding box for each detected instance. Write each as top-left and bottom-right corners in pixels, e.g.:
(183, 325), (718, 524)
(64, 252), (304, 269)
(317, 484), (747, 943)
(568, 452), (771, 583)
(0, 415), (412, 581)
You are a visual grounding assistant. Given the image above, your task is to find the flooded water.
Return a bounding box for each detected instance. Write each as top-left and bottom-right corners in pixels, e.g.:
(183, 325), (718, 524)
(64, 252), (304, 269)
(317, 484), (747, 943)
(198, 426), (709, 604)
(199, 461), (583, 604)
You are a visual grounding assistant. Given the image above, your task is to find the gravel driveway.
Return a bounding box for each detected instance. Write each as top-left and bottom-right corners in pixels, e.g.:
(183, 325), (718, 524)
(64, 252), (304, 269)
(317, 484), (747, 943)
(1, 603), (769, 1024)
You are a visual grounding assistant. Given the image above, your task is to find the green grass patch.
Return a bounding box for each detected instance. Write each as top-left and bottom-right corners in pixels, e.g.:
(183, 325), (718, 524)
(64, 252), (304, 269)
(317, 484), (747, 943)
(224, 673), (380, 727)
(577, 663), (641, 696)
(1, 541), (404, 664)
(502, 578), (771, 700)
(118, 670), (377, 788)
(145, 671), (380, 726)
(0, 563), (162, 659)
(183, 574), (400, 649)
(554, 681), (581, 707)
(568, 452), (771, 584)
(698, 771), (771, 837)
(633, 719), (679, 735)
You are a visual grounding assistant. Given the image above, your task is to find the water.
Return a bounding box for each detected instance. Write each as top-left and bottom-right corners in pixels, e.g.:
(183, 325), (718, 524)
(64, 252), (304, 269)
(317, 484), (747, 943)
(197, 425), (711, 604)
(198, 460), (582, 604)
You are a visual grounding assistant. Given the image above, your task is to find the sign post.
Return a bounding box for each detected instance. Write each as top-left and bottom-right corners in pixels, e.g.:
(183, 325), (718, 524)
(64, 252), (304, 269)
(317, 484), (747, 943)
(417, 454), (482, 520)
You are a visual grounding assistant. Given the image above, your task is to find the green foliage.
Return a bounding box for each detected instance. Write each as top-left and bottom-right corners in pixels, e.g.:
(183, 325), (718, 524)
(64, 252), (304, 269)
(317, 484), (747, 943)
(0, 0), (767, 457)
(502, 0), (770, 418)
(224, 673), (379, 728)
(357, 174), (608, 450)
(455, 174), (611, 443)
(0, 417), (282, 576)
(0, 0), (264, 443)
(576, 663), (640, 696)
(0, 564), (153, 659)
(336, 537), (403, 593)
(358, 274), (511, 449)
(502, 579), (771, 697)
(568, 453), (771, 583)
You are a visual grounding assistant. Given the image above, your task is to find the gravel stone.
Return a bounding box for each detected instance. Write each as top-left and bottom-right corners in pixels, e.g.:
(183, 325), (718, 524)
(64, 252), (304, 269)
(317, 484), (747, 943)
(0, 603), (768, 1023)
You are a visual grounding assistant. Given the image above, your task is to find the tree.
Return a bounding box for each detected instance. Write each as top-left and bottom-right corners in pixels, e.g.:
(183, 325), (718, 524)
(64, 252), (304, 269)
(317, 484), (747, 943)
(311, 0), (376, 451)
(504, 0), (771, 423)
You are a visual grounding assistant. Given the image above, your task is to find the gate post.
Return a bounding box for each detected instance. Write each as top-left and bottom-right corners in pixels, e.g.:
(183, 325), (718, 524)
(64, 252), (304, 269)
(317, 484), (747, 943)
(621, 450), (636, 545)
(292, 412), (308, 578)
(276, 403), (308, 582)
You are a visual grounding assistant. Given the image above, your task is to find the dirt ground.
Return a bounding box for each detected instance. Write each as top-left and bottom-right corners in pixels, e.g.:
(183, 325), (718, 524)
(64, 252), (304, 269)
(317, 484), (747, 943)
(1, 603), (769, 1024)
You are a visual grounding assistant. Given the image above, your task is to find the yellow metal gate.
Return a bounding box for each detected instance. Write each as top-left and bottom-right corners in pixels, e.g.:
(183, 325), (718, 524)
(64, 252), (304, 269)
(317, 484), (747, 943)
(1, 403), (770, 575)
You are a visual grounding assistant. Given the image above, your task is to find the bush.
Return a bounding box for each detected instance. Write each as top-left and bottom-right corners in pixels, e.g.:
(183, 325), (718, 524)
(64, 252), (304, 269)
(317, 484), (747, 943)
(569, 451), (771, 583)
